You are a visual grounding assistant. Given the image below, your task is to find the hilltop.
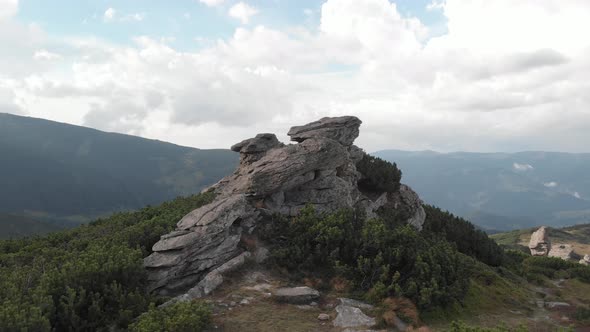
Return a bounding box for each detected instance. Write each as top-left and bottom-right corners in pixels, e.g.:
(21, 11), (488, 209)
(0, 113), (237, 233)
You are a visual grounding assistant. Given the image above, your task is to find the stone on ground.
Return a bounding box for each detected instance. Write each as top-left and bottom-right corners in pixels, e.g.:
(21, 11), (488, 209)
(273, 286), (320, 304)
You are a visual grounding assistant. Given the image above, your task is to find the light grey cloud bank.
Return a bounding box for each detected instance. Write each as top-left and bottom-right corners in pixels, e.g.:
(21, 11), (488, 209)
(1, 0), (590, 153)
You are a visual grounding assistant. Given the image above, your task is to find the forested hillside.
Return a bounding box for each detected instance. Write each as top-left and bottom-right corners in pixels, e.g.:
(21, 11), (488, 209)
(0, 214), (63, 239)
(3, 192), (589, 331)
(0, 113), (237, 231)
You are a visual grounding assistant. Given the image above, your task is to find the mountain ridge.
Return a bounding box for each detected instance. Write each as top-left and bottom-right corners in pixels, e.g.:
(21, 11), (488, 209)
(0, 112), (238, 229)
(374, 148), (590, 231)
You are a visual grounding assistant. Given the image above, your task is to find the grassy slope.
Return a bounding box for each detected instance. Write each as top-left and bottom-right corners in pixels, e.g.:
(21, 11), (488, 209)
(492, 224), (590, 256)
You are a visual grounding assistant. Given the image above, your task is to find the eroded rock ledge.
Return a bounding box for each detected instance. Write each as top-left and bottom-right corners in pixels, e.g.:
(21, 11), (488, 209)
(144, 116), (426, 298)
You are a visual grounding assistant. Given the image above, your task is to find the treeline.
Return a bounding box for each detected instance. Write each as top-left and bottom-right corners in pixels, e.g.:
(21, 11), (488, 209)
(422, 205), (505, 267)
(357, 154), (402, 193)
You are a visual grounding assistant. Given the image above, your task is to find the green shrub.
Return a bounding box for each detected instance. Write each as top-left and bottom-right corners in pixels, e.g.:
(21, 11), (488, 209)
(423, 205), (504, 267)
(0, 193), (214, 331)
(261, 206), (470, 309)
(575, 306), (590, 323)
(0, 300), (51, 332)
(356, 154), (402, 193)
(130, 301), (212, 332)
(519, 256), (590, 284)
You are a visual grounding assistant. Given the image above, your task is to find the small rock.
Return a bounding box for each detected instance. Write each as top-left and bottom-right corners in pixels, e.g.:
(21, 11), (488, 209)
(229, 301), (237, 307)
(318, 313), (331, 321)
(296, 305), (313, 310)
(333, 304), (376, 328)
(274, 286), (320, 304)
(244, 283), (273, 292)
(254, 247), (270, 264)
(240, 298), (251, 305)
(546, 302), (571, 309)
(310, 301), (318, 306)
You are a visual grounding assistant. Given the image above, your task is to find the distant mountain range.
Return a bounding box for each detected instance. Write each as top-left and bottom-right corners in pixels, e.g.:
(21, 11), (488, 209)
(3, 112), (589, 237)
(0, 113), (237, 235)
(375, 150), (590, 231)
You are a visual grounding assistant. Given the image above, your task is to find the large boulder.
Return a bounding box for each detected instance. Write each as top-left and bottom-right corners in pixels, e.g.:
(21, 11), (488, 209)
(580, 254), (590, 266)
(231, 133), (283, 165)
(287, 116), (362, 146)
(548, 243), (575, 261)
(333, 298), (376, 328)
(144, 116), (427, 297)
(529, 226), (551, 256)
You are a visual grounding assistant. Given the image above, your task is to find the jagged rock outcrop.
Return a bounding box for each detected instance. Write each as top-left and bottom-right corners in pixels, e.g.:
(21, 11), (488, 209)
(580, 255), (590, 266)
(529, 226), (551, 256)
(548, 243), (575, 261)
(144, 116), (426, 297)
(287, 116), (362, 146)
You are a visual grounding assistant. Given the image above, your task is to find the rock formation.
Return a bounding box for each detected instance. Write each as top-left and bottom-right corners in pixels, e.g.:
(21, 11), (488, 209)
(548, 244), (575, 261)
(580, 254), (590, 266)
(529, 226), (551, 256)
(144, 116), (426, 298)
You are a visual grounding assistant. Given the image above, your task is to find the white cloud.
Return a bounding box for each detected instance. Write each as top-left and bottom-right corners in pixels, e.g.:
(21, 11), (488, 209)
(427, 0), (444, 11)
(33, 49), (62, 61)
(0, 84), (23, 114)
(2, 0), (590, 153)
(199, 0), (224, 7)
(513, 163), (534, 171)
(121, 13), (145, 22)
(573, 192), (581, 199)
(229, 2), (258, 24)
(103, 8), (143, 23)
(544, 181), (558, 188)
(0, 0), (18, 20)
(103, 7), (116, 22)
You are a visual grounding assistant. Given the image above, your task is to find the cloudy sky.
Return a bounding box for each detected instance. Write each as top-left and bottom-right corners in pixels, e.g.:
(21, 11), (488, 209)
(1, 0), (589, 153)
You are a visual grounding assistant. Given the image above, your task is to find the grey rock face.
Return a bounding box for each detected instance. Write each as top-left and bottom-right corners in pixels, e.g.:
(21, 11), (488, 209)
(231, 133), (283, 165)
(548, 243), (575, 261)
(333, 304), (376, 328)
(288, 116), (362, 146)
(144, 115), (427, 297)
(396, 184), (426, 231)
(273, 286), (320, 304)
(529, 226), (551, 256)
